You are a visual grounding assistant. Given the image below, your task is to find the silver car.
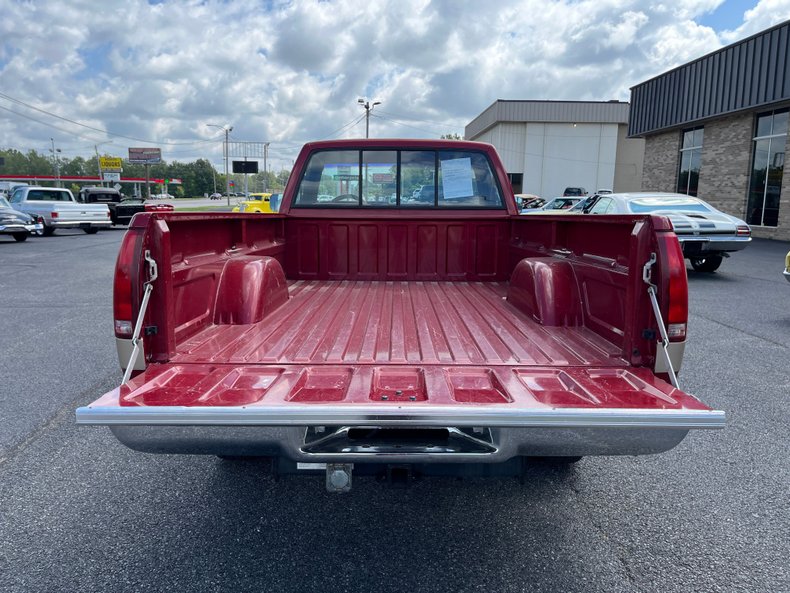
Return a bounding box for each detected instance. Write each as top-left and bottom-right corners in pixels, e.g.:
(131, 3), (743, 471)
(581, 192), (751, 272)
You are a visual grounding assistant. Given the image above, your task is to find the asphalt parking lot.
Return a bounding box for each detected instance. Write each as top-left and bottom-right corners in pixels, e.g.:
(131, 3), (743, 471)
(0, 229), (787, 593)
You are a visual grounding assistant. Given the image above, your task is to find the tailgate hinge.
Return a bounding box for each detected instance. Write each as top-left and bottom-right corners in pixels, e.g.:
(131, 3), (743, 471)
(121, 250), (158, 385)
(642, 252), (679, 389)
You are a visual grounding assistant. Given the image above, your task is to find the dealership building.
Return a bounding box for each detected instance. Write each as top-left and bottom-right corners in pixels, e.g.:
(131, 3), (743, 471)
(464, 100), (645, 198)
(629, 20), (790, 240)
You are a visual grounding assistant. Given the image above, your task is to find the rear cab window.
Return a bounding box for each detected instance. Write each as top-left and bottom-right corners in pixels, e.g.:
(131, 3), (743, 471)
(294, 148), (504, 209)
(26, 189), (73, 202)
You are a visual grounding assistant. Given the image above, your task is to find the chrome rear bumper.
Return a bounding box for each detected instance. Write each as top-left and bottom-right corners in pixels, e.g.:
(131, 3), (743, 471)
(76, 405), (725, 461)
(677, 235), (751, 253)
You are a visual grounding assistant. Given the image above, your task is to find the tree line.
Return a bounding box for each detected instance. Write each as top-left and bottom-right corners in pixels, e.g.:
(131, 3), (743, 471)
(0, 148), (290, 197)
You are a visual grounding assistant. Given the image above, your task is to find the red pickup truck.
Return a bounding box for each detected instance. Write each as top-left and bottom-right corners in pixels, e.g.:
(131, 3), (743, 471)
(77, 139), (724, 490)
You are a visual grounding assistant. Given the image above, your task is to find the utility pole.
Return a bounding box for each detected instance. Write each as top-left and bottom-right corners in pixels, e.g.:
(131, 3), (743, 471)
(49, 138), (61, 187)
(95, 145), (103, 187)
(357, 98), (381, 138)
(207, 124), (233, 206)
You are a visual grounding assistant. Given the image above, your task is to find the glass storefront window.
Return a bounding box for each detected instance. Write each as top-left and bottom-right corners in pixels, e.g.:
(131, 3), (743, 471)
(677, 127), (703, 196)
(747, 109), (787, 227)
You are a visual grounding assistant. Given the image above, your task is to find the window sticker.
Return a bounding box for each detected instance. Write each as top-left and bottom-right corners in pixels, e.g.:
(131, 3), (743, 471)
(440, 157), (473, 199)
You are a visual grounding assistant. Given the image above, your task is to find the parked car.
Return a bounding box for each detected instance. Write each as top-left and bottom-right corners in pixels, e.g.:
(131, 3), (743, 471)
(144, 202), (175, 213)
(581, 192), (751, 272)
(77, 187), (146, 226)
(9, 186), (111, 236)
(563, 187), (587, 196)
(0, 195), (42, 242)
(209, 193), (223, 200)
(151, 193), (175, 200)
(522, 197), (583, 213)
(514, 194), (544, 210)
(784, 251), (790, 283)
(232, 192), (274, 213)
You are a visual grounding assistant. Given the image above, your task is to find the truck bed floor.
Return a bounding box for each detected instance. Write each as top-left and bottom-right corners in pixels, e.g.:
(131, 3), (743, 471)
(174, 281), (624, 367)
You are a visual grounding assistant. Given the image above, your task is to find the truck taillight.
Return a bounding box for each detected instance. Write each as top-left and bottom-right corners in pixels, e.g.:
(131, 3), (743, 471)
(114, 231), (143, 338)
(658, 234), (688, 342)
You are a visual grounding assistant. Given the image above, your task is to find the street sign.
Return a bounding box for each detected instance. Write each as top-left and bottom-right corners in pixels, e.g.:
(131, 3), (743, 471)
(128, 148), (162, 164)
(100, 157), (123, 171)
(113, 183), (122, 191)
(103, 172), (121, 182)
(232, 160), (259, 174)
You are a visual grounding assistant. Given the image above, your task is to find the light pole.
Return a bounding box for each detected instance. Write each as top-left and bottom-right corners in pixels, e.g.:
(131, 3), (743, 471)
(207, 123), (233, 206)
(49, 138), (61, 187)
(263, 142), (270, 191)
(357, 98), (381, 138)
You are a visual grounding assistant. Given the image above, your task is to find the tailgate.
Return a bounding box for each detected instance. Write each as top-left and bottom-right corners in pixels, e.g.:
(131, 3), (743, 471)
(77, 363), (725, 429)
(58, 205), (109, 222)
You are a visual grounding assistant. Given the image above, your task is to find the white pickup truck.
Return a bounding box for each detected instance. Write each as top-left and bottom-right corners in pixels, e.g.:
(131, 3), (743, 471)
(10, 186), (111, 235)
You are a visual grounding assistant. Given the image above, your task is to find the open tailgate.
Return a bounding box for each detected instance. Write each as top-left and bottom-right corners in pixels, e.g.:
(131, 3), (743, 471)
(77, 363), (725, 429)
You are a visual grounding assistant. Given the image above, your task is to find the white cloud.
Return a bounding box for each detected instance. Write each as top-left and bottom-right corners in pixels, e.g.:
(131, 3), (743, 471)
(0, 0), (779, 169)
(721, 0), (790, 43)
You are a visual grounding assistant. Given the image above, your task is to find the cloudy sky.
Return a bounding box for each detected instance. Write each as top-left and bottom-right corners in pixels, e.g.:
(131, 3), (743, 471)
(1, 0), (789, 170)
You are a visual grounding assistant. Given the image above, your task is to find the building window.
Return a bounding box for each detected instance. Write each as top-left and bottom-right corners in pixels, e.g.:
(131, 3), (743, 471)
(508, 173), (523, 194)
(747, 109), (788, 227)
(677, 127), (703, 196)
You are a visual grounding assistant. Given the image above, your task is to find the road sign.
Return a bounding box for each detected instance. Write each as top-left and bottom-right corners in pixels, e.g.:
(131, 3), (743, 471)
(103, 172), (121, 182)
(232, 160), (259, 174)
(113, 183), (122, 191)
(128, 148), (162, 164)
(100, 157), (123, 171)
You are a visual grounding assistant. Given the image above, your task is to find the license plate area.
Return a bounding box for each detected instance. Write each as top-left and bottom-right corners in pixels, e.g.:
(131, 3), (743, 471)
(301, 426), (496, 454)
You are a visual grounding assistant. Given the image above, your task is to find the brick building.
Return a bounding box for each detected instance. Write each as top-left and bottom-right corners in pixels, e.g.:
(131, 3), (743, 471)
(629, 20), (790, 240)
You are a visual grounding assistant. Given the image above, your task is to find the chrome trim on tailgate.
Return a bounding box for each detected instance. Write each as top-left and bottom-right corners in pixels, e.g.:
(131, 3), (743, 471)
(76, 405), (725, 429)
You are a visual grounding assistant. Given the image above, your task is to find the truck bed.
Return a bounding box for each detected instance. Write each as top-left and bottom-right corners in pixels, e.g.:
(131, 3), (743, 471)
(173, 280), (623, 367)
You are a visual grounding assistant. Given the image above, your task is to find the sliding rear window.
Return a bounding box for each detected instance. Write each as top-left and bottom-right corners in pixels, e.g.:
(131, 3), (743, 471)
(294, 149), (504, 209)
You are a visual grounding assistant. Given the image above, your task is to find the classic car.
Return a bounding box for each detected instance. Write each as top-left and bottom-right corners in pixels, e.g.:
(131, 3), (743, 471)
(580, 192), (751, 272)
(522, 196), (583, 213)
(0, 195), (43, 241)
(514, 194), (544, 210)
(232, 192), (275, 213)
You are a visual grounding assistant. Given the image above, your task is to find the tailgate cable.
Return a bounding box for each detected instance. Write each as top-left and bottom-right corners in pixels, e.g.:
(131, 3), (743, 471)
(642, 252), (680, 389)
(121, 250), (158, 385)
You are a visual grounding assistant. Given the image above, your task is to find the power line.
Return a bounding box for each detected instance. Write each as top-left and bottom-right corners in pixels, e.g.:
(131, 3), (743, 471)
(0, 91), (224, 147)
(370, 113), (450, 137)
(316, 114), (366, 140)
(375, 108), (459, 131)
(0, 104), (109, 143)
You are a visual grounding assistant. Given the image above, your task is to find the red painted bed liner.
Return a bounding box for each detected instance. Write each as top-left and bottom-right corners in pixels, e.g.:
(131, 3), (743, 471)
(173, 280), (624, 367)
